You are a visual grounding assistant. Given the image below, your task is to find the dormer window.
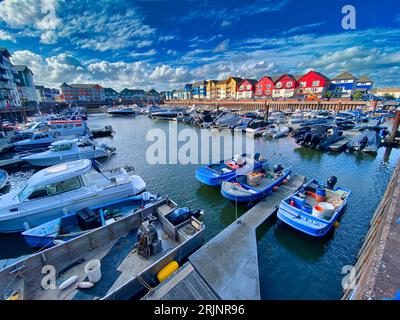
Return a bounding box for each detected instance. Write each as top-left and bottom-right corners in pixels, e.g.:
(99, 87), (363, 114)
(300, 82), (306, 87)
(276, 82), (282, 88)
(246, 85), (251, 90)
(312, 80), (320, 87)
(266, 84), (271, 89)
(286, 82), (292, 88)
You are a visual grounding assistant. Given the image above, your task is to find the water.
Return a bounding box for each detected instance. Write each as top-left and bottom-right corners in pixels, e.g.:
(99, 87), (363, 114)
(1, 113), (399, 299)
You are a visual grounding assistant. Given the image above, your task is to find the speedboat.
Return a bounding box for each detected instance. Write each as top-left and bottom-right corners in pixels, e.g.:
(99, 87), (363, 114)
(221, 163), (291, 203)
(151, 108), (188, 121)
(315, 127), (344, 150)
(231, 117), (252, 132)
(0, 159), (146, 233)
(347, 127), (385, 153)
(263, 125), (290, 138)
(0, 198), (205, 300)
(107, 106), (138, 116)
(277, 176), (351, 237)
(213, 112), (242, 128)
(21, 138), (115, 167)
(22, 192), (160, 248)
(245, 119), (269, 136)
(195, 153), (266, 186)
(289, 111), (305, 124)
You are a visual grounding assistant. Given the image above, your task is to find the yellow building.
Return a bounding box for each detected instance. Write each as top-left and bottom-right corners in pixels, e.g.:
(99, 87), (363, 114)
(225, 77), (243, 99)
(206, 80), (218, 100)
(215, 79), (228, 100)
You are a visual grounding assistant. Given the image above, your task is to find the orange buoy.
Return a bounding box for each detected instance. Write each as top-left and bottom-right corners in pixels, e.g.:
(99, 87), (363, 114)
(273, 185), (279, 191)
(281, 179), (288, 185)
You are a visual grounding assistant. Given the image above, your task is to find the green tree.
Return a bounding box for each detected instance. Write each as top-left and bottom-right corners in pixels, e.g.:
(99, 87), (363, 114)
(383, 93), (396, 100)
(353, 91), (364, 100)
(323, 90), (332, 100)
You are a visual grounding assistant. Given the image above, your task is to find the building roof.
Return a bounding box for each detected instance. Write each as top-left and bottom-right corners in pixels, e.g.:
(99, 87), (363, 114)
(332, 71), (358, 80)
(192, 80), (208, 87)
(0, 48), (11, 58)
(228, 77), (244, 83)
(357, 75), (373, 82)
(242, 79), (258, 85)
(120, 88), (146, 94)
(298, 70), (330, 81)
(207, 80), (219, 85)
(61, 83), (102, 88)
(217, 79), (228, 84)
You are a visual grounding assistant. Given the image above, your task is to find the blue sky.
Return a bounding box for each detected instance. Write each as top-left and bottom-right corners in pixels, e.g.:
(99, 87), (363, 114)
(0, 0), (399, 91)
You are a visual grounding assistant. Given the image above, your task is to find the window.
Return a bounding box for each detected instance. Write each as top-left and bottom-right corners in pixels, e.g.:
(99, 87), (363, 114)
(28, 187), (48, 200)
(246, 85), (251, 90)
(47, 177), (82, 196)
(299, 82), (306, 87)
(257, 85), (262, 89)
(239, 85), (244, 90)
(266, 84), (271, 89)
(312, 80), (320, 87)
(286, 82), (292, 88)
(276, 82), (282, 88)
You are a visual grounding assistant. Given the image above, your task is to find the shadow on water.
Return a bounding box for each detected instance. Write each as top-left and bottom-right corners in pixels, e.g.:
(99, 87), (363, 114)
(273, 221), (331, 263)
(293, 146), (325, 162)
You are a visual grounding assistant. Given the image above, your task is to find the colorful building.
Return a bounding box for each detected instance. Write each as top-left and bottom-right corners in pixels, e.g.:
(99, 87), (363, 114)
(147, 89), (160, 102)
(236, 79), (257, 99)
(272, 74), (301, 98)
(0, 48), (21, 108)
(254, 76), (276, 99)
(356, 75), (374, 94)
(183, 84), (192, 100)
(119, 89), (146, 101)
(35, 86), (60, 103)
(329, 71), (358, 98)
(60, 83), (105, 103)
(297, 71), (330, 98)
(206, 80), (218, 100)
(104, 88), (119, 102)
(14, 65), (39, 105)
(191, 80), (207, 99)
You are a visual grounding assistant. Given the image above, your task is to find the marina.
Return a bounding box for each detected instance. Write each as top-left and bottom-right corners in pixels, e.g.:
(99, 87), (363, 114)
(0, 107), (398, 300)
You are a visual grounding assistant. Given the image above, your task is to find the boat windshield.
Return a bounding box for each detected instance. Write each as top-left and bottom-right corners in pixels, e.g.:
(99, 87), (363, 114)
(50, 143), (73, 152)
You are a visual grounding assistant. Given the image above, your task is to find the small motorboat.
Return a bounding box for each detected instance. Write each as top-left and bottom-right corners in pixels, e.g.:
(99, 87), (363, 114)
(0, 159), (146, 233)
(277, 176), (351, 237)
(21, 138), (115, 167)
(221, 163), (291, 203)
(151, 108), (188, 121)
(347, 127), (385, 153)
(213, 112), (242, 128)
(195, 153), (266, 186)
(263, 125), (290, 138)
(245, 119), (269, 136)
(22, 192), (160, 248)
(0, 169), (9, 190)
(90, 125), (115, 138)
(0, 198), (205, 300)
(106, 106), (138, 116)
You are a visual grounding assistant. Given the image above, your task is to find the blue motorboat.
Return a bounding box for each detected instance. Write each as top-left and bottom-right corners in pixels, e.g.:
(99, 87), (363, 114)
(277, 176), (351, 237)
(195, 153), (266, 186)
(21, 192), (158, 248)
(221, 163), (291, 203)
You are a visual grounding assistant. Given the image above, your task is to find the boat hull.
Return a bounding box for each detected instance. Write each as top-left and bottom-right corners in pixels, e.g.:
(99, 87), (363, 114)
(23, 150), (109, 167)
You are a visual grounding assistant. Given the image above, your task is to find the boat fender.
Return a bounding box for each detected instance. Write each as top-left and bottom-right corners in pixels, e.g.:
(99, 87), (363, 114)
(157, 261), (179, 283)
(78, 281), (95, 289)
(53, 239), (65, 246)
(333, 221), (340, 228)
(59, 275), (78, 290)
(273, 186), (279, 191)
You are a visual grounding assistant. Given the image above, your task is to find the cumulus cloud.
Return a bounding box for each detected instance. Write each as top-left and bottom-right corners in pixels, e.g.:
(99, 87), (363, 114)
(213, 39), (230, 53)
(0, 29), (15, 42)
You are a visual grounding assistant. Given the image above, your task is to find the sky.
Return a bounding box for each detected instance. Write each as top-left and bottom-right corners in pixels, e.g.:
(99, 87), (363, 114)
(0, 0), (399, 91)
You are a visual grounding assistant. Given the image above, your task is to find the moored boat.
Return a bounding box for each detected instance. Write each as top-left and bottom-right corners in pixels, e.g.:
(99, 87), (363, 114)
(0, 159), (146, 233)
(221, 163), (291, 203)
(0, 169), (9, 190)
(277, 176), (351, 237)
(0, 198), (205, 300)
(195, 153), (266, 186)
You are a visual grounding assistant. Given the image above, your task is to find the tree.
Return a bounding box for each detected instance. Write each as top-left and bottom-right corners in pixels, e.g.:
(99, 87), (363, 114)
(383, 93), (396, 100)
(353, 91), (364, 100)
(322, 90), (332, 100)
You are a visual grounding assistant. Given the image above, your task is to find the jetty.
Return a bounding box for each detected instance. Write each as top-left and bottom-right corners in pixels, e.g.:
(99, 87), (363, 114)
(329, 130), (360, 152)
(144, 174), (306, 300)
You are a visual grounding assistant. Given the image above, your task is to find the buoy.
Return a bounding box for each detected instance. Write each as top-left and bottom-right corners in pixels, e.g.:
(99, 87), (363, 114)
(333, 221), (340, 228)
(273, 186), (279, 191)
(282, 179), (288, 185)
(157, 261), (179, 283)
(59, 275), (78, 290)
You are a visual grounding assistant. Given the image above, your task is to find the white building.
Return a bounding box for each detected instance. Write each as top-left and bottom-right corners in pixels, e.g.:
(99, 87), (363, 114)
(0, 48), (21, 108)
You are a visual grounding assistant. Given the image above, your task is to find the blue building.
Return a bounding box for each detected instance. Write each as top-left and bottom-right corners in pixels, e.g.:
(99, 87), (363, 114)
(329, 71), (358, 98)
(191, 80), (207, 99)
(355, 75), (374, 94)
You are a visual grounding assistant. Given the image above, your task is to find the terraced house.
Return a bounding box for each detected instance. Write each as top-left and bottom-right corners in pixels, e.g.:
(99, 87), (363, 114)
(297, 71), (330, 98)
(254, 76), (276, 99)
(191, 80), (207, 99)
(206, 80), (218, 100)
(236, 79), (257, 99)
(14, 65), (39, 105)
(329, 71), (358, 98)
(272, 74), (301, 98)
(60, 83), (105, 103)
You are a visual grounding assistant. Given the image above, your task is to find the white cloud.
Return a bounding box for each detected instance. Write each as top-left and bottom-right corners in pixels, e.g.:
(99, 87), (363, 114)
(213, 39), (230, 53)
(0, 29), (15, 42)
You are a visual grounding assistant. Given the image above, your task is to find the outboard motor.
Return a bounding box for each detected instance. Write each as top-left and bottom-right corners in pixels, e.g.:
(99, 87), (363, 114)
(303, 132), (312, 145)
(327, 176), (337, 190)
(273, 164), (284, 173)
(137, 216), (162, 259)
(310, 134), (321, 148)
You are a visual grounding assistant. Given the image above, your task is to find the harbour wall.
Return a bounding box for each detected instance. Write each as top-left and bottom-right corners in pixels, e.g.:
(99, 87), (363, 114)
(164, 99), (370, 111)
(342, 158), (400, 300)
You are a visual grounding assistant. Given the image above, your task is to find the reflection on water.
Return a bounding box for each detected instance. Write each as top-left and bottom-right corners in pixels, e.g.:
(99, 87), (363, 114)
(0, 114), (398, 300)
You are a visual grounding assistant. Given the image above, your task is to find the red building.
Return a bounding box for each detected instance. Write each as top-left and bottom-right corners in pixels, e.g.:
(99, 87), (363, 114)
(60, 83), (105, 103)
(254, 76), (275, 98)
(236, 79), (257, 99)
(297, 71), (330, 98)
(272, 74), (301, 98)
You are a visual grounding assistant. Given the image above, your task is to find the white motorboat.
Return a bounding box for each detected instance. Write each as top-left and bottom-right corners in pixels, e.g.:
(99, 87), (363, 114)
(21, 138), (115, 167)
(12, 131), (85, 151)
(106, 106), (138, 116)
(0, 159), (146, 233)
(263, 125), (290, 138)
(16, 120), (88, 137)
(245, 119), (269, 136)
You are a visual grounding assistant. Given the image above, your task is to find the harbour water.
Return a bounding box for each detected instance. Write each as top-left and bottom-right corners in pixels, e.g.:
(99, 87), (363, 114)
(1, 113), (399, 300)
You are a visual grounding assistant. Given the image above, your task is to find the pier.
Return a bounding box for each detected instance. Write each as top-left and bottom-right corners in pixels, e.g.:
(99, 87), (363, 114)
(342, 159), (400, 300)
(145, 175), (305, 300)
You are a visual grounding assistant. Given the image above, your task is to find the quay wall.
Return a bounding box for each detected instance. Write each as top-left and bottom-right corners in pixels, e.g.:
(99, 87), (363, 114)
(342, 159), (400, 300)
(164, 99), (370, 111)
